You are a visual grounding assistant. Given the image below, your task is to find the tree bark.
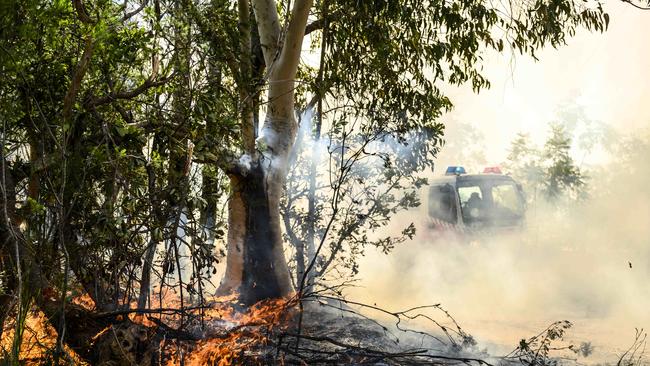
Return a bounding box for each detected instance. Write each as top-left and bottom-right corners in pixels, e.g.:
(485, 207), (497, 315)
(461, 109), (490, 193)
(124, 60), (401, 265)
(219, 169), (293, 305)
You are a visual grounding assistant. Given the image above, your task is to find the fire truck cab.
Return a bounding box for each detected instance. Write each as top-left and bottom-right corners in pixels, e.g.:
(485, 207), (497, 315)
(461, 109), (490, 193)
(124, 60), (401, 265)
(427, 166), (526, 233)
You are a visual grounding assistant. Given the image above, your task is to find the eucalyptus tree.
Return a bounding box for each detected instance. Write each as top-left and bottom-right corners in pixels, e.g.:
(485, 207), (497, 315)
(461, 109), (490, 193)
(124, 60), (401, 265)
(206, 0), (610, 305)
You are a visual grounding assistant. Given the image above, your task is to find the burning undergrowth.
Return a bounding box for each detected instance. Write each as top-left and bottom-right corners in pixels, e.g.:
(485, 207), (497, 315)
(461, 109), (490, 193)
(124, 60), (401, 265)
(1, 288), (496, 365)
(85, 294), (297, 365)
(0, 308), (85, 365)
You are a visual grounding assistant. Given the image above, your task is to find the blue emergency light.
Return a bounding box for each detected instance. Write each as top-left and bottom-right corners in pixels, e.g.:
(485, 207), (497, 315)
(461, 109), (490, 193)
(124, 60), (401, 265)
(445, 166), (466, 175)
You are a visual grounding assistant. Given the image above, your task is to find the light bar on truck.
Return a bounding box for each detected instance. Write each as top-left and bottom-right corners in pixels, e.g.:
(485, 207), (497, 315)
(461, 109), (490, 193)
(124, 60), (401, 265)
(482, 166), (502, 174)
(445, 166), (466, 175)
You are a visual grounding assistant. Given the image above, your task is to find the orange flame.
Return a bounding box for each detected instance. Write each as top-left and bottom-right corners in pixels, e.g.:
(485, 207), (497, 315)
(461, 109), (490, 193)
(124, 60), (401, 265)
(167, 295), (297, 366)
(3, 291), (297, 365)
(1, 308), (87, 365)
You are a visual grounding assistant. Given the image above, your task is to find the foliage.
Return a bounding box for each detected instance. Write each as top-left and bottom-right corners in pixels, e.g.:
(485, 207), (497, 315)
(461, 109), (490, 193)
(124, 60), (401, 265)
(505, 124), (587, 204)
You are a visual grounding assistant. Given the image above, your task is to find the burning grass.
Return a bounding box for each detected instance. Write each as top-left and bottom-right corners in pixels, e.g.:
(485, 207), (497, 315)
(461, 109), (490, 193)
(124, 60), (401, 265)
(0, 290), (494, 365)
(0, 308), (88, 365)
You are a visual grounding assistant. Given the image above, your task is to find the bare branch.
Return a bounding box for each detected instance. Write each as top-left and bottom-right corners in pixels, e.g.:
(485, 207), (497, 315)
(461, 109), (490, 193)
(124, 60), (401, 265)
(304, 9), (340, 35)
(621, 0), (650, 10)
(86, 73), (173, 108)
(122, 0), (149, 21)
(63, 35), (95, 122)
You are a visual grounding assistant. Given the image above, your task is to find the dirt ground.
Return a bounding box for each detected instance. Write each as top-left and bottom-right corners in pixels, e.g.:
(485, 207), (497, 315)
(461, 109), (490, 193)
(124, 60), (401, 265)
(352, 208), (650, 365)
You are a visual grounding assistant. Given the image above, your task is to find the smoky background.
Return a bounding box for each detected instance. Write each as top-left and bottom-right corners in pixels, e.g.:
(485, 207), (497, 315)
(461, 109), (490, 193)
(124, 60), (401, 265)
(349, 115), (650, 364)
(344, 4), (650, 362)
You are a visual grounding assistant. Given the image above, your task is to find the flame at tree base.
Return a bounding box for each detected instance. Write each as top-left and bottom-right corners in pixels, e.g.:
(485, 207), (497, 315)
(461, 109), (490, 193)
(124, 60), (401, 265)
(163, 295), (298, 366)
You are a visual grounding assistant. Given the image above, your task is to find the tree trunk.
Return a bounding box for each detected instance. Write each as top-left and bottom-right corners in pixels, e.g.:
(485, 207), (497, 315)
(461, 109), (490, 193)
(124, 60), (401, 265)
(219, 168), (292, 305)
(218, 0), (313, 305)
(138, 162), (163, 309)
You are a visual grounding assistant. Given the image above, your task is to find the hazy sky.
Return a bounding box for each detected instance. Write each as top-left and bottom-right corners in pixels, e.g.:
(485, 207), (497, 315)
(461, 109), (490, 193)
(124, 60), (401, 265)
(441, 1), (650, 165)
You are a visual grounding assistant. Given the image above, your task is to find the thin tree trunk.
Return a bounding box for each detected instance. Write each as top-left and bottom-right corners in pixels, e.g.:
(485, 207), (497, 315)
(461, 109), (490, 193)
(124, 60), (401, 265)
(138, 163), (162, 309)
(138, 0), (163, 310)
(303, 0), (328, 290)
(239, 0), (256, 157)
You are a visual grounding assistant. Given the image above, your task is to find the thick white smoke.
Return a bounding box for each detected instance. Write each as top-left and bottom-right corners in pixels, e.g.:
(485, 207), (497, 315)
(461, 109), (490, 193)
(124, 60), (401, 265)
(350, 125), (650, 364)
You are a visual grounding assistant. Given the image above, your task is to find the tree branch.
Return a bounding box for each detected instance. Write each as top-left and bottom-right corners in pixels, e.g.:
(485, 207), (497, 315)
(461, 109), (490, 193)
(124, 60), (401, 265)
(274, 0), (313, 80)
(122, 0), (149, 21)
(621, 0), (650, 10)
(251, 0), (282, 68)
(63, 35), (95, 122)
(304, 9), (340, 35)
(86, 74), (172, 108)
(72, 0), (96, 24)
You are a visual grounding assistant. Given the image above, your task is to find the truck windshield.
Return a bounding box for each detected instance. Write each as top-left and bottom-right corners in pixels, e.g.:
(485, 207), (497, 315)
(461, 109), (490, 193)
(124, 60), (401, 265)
(457, 181), (523, 226)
